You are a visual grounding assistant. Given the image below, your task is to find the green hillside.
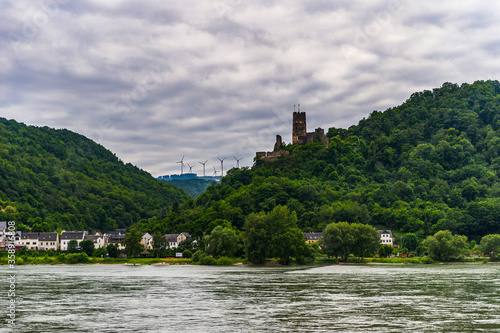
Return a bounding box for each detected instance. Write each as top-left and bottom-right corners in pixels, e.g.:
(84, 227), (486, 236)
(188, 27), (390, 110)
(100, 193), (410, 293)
(149, 80), (500, 242)
(0, 118), (189, 232)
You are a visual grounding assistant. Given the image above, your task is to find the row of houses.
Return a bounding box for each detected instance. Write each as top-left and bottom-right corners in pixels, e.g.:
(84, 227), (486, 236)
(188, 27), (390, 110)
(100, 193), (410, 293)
(0, 223), (192, 252)
(304, 230), (394, 246)
(1, 221), (393, 251)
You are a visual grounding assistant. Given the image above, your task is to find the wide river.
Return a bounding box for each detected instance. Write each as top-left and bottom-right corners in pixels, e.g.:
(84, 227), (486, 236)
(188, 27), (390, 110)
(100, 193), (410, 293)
(2, 264), (500, 332)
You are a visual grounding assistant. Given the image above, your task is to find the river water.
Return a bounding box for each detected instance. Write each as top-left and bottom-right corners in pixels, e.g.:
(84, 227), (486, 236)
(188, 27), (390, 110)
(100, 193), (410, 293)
(2, 264), (500, 332)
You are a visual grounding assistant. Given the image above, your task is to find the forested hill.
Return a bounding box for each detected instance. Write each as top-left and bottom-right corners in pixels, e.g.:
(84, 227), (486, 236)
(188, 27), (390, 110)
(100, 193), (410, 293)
(152, 80), (500, 242)
(0, 118), (189, 232)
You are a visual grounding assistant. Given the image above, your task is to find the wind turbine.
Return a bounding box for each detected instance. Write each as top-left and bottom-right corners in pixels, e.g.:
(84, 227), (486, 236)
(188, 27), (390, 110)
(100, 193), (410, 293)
(176, 155), (185, 174)
(234, 156), (243, 168)
(187, 163), (194, 173)
(199, 160), (208, 176)
(213, 166), (218, 176)
(217, 157), (226, 177)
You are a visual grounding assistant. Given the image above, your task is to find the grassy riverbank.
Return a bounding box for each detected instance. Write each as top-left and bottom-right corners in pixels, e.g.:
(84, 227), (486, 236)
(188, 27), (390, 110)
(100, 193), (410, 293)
(0, 255), (192, 265)
(2, 254), (496, 266)
(314, 256), (497, 264)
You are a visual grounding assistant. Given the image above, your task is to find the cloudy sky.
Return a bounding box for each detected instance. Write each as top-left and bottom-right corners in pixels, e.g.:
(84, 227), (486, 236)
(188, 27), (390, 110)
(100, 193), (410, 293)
(2, 1), (500, 177)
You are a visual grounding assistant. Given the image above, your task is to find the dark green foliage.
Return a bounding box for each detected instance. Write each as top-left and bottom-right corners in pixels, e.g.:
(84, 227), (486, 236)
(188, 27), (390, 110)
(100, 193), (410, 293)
(476, 234), (500, 260)
(422, 230), (468, 261)
(182, 249), (193, 258)
(66, 253), (90, 264)
(204, 225), (241, 258)
(200, 255), (216, 265)
(243, 205), (309, 264)
(352, 223), (381, 261)
(321, 222), (379, 262)
(192, 249), (206, 262)
(67, 239), (79, 253)
(93, 247), (107, 258)
(378, 244), (394, 258)
(0, 118), (189, 232)
(106, 244), (119, 258)
(79, 239), (95, 256)
(152, 231), (168, 258)
(402, 233), (419, 252)
(124, 227), (143, 258)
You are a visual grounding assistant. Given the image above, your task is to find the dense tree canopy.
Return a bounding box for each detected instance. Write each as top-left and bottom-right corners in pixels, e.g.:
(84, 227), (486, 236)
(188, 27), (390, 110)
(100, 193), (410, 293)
(322, 222), (379, 262)
(402, 233), (419, 252)
(205, 225), (241, 258)
(124, 228), (143, 258)
(422, 230), (468, 261)
(243, 205), (310, 264)
(477, 234), (500, 260)
(79, 239), (95, 257)
(0, 118), (189, 232)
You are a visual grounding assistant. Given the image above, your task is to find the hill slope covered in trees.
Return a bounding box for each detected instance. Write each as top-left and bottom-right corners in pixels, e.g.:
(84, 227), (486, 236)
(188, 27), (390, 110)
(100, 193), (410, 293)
(0, 118), (189, 232)
(149, 80), (500, 242)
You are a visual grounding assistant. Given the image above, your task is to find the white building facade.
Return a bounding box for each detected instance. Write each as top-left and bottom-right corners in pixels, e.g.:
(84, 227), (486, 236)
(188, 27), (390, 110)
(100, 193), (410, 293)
(378, 230), (394, 246)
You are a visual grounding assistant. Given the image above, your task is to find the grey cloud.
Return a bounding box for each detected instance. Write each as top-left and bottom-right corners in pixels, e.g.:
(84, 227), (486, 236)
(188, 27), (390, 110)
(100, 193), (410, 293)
(1, 0), (500, 176)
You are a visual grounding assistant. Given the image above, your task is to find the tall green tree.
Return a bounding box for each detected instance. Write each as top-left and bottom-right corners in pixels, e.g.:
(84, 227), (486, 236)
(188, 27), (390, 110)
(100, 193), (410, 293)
(378, 244), (394, 258)
(351, 223), (380, 262)
(267, 205), (306, 264)
(124, 228), (143, 258)
(477, 234), (500, 260)
(243, 205), (307, 264)
(205, 226), (240, 258)
(272, 227), (306, 265)
(422, 230), (468, 261)
(152, 231), (168, 258)
(67, 239), (79, 253)
(106, 243), (119, 258)
(402, 233), (419, 252)
(243, 212), (269, 264)
(321, 222), (355, 263)
(79, 239), (95, 257)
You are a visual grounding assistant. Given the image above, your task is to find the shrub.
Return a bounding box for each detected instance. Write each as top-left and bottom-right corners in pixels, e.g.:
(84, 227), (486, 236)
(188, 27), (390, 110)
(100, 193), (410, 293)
(15, 257), (24, 265)
(93, 247), (107, 258)
(192, 250), (206, 262)
(296, 255), (315, 265)
(419, 256), (435, 264)
(57, 253), (67, 263)
(200, 256), (216, 265)
(183, 249), (193, 259)
(215, 256), (233, 265)
(67, 253), (90, 264)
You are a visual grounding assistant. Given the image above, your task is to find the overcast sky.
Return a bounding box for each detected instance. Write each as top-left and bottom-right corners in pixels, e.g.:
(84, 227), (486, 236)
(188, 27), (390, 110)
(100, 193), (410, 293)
(2, 1), (500, 177)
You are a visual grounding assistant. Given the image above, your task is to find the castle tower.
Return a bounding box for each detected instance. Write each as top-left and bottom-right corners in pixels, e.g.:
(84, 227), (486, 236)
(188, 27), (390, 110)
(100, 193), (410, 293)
(292, 111), (306, 145)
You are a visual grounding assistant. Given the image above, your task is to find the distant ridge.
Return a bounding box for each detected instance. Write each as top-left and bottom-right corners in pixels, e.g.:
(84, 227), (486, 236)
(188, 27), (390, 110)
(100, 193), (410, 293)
(157, 173), (221, 182)
(157, 174), (221, 197)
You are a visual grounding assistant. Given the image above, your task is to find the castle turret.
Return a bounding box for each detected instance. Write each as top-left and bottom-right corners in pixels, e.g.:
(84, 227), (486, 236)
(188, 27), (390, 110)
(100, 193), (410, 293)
(292, 111), (306, 145)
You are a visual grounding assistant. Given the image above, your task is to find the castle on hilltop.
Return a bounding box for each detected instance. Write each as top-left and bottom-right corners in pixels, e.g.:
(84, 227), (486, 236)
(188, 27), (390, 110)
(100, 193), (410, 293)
(292, 111), (328, 145)
(256, 110), (329, 162)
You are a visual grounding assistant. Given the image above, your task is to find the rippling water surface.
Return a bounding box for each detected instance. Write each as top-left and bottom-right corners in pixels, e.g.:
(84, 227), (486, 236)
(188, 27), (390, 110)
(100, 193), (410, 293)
(2, 264), (500, 332)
